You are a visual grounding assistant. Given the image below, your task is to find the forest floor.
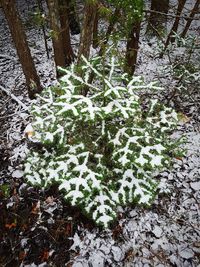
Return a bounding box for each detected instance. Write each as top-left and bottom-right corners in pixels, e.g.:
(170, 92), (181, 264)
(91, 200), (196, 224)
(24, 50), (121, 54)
(0, 1), (200, 267)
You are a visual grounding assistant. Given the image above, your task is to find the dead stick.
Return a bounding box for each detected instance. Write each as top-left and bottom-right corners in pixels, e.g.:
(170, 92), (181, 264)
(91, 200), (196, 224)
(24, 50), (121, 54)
(0, 85), (28, 110)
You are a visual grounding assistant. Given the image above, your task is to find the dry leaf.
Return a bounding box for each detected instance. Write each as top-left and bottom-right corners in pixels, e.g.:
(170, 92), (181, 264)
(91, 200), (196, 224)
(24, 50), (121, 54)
(5, 222), (16, 229)
(19, 251), (27, 261)
(41, 249), (49, 261)
(31, 201), (40, 214)
(178, 112), (190, 124)
(24, 123), (34, 138)
(45, 196), (55, 204)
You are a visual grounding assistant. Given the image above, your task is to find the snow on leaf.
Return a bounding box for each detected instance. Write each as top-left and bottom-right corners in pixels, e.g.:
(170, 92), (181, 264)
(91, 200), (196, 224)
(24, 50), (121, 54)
(25, 56), (180, 227)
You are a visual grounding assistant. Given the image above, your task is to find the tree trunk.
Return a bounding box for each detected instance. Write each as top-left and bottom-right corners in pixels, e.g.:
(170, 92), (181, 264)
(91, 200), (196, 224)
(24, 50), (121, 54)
(1, 0), (42, 98)
(92, 8), (99, 48)
(125, 20), (141, 75)
(146, 0), (169, 36)
(77, 1), (97, 63)
(59, 0), (75, 65)
(47, 0), (65, 77)
(36, 0), (50, 59)
(181, 0), (200, 38)
(162, 0), (186, 55)
(99, 7), (121, 56)
(82, 7), (121, 97)
(67, 0), (80, 35)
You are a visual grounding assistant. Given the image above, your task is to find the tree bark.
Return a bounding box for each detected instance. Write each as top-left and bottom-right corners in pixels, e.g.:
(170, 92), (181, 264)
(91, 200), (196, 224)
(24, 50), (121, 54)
(92, 8), (99, 49)
(162, 0), (187, 55)
(146, 0), (169, 36)
(1, 0), (42, 98)
(82, 7), (121, 97)
(181, 0), (200, 38)
(77, 1), (98, 63)
(59, 0), (75, 65)
(125, 20), (141, 75)
(47, 0), (65, 77)
(67, 0), (80, 35)
(36, 0), (50, 59)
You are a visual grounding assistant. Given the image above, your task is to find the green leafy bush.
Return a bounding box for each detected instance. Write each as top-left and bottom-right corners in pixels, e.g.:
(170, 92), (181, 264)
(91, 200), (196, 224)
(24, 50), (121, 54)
(25, 56), (179, 227)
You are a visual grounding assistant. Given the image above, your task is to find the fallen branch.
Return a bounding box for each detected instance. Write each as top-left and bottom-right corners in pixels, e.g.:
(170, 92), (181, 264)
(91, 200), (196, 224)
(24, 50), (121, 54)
(0, 85), (29, 111)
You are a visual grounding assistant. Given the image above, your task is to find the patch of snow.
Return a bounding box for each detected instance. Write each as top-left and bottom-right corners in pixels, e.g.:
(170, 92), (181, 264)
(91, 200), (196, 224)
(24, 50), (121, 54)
(178, 246), (195, 259)
(11, 169), (23, 178)
(111, 246), (124, 262)
(152, 225), (163, 238)
(190, 181), (200, 191)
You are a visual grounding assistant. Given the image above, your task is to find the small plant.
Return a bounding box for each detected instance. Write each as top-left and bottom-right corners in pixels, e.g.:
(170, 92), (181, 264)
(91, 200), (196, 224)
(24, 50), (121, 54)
(29, 8), (46, 28)
(25, 55), (180, 227)
(158, 34), (200, 100)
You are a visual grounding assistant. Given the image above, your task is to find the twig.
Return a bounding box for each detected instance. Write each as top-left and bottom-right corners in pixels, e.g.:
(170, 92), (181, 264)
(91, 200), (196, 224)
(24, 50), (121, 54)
(144, 9), (200, 21)
(0, 85), (29, 111)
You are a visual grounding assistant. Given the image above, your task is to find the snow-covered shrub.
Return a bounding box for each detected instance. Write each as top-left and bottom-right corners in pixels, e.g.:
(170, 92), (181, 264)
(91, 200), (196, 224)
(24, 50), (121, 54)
(25, 56), (180, 227)
(159, 34), (200, 97)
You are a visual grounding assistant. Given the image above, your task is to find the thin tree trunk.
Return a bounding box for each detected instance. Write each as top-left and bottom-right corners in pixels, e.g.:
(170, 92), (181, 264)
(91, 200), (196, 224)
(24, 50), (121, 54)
(146, 0), (169, 36)
(77, 1), (97, 63)
(99, 8), (121, 56)
(36, 0), (49, 59)
(1, 0), (42, 98)
(125, 20), (141, 75)
(181, 0), (200, 38)
(162, 0), (186, 55)
(47, 0), (65, 77)
(67, 0), (80, 35)
(59, 0), (75, 65)
(83, 7), (121, 97)
(93, 8), (99, 48)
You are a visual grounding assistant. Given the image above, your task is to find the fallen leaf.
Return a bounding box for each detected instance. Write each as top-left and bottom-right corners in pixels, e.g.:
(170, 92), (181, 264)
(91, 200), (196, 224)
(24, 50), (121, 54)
(31, 201), (40, 214)
(152, 225), (163, 238)
(190, 181), (200, 191)
(45, 196), (55, 204)
(178, 113), (190, 124)
(5, 223), (16, 229)
(19, 251), (26, 261)
(41, 249), (49, 261)
(175, 157), (182, 161)
(65, 222), (72, 236)
(179, 247), (194, 259)
(112, 224), (123, 240)
(24, 123), (34, 138)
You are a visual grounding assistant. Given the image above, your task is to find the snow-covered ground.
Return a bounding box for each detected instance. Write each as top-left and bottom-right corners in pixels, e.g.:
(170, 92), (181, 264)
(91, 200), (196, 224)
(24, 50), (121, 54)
(70, 126), (200, 267)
